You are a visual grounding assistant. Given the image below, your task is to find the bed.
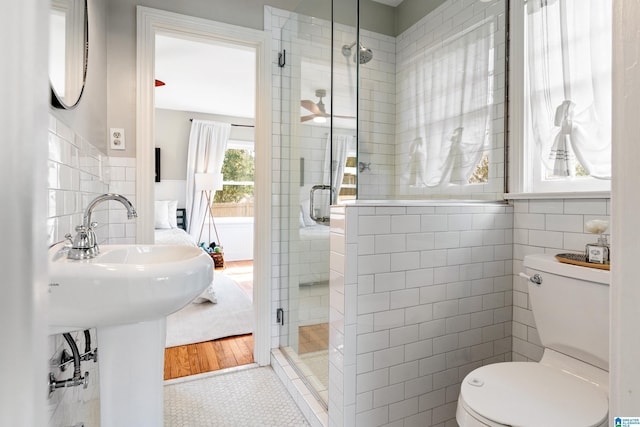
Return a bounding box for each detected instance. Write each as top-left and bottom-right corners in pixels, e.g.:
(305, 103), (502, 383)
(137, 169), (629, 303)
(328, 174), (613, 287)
(154, 207), (197, 246)
(154, 202), (216, 303)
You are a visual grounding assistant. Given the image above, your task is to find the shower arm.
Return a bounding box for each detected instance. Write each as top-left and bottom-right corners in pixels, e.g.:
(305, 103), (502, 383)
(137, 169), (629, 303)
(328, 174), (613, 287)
(341, 41), (359, 57)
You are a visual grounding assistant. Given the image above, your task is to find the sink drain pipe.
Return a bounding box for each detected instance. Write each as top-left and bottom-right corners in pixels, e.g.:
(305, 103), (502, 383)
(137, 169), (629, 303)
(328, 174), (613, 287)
(49, 333), (89, 395)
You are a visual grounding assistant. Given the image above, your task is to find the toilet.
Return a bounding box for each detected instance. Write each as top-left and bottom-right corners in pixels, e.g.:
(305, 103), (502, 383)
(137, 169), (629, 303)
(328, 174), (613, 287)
(456, 254), (610, 427)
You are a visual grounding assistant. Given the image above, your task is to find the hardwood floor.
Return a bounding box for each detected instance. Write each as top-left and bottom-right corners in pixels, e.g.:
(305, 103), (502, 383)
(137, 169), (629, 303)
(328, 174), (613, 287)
(164, 260), (254, 381)
(164, 334), (254, 380)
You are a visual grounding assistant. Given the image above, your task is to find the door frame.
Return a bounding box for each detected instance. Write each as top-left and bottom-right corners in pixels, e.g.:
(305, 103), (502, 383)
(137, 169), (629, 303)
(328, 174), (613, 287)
(136, 6), (272, 365)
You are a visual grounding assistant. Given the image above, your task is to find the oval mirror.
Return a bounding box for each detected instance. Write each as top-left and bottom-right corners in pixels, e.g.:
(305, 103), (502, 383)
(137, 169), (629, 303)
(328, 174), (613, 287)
(49, 0), (88, 109)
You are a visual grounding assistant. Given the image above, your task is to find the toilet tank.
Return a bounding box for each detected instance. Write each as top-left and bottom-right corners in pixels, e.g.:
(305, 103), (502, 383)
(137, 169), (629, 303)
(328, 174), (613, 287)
(523, 254), (610, 371)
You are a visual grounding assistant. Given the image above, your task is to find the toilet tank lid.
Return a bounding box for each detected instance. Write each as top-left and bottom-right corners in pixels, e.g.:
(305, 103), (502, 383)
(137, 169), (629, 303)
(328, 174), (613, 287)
(460, 362), (608, 427)
(524, 254), (610, 285)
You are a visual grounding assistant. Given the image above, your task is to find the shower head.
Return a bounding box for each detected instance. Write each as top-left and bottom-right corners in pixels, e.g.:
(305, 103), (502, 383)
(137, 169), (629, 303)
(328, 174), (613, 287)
(341, 42), (373, 64)
(356, 45), (373, 64)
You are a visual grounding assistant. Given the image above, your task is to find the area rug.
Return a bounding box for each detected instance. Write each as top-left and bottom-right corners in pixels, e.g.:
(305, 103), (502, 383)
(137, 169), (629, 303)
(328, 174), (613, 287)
(165, 273), (253, 348)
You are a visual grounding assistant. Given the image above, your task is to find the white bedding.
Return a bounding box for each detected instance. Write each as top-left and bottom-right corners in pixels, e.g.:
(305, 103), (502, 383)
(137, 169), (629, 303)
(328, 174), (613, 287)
(298, 224), (330, 285)
(154, 228), (197, 247)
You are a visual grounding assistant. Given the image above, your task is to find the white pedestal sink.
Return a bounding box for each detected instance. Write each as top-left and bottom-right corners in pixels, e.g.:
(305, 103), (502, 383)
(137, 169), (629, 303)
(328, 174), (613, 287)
(48, 243), (213, 426)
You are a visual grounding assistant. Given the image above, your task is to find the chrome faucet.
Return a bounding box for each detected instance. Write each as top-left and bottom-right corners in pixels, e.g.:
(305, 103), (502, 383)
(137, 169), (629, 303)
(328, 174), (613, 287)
(67, 193), (137, 260)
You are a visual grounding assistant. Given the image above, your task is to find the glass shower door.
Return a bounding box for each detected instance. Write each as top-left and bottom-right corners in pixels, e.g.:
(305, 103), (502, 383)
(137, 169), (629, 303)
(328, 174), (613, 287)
(278, 1), (334, 406)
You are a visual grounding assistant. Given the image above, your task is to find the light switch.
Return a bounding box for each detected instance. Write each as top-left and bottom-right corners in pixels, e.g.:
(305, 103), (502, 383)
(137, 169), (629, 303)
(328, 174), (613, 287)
(110, 128), (126, 150)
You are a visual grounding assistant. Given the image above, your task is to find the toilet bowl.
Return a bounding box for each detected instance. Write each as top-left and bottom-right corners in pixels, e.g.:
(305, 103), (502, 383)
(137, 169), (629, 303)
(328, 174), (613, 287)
(456, 254), (610, 427)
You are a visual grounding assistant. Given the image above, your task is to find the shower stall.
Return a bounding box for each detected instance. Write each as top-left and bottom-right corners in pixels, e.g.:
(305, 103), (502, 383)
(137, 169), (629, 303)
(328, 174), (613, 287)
(273, 0), (508, 421)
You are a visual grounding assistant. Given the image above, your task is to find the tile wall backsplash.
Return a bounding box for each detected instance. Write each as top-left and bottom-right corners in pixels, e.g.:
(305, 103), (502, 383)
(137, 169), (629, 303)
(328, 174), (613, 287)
(330, 203), (513, 427)
(511, 198), (611, 362)
(47, 114), (110, 246)
(47, 113), (136, 427)
(106, 156), (137, 244)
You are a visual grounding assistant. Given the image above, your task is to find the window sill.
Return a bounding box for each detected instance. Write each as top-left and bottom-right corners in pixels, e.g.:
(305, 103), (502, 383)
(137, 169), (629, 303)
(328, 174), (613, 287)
(504, 191), (611, 200)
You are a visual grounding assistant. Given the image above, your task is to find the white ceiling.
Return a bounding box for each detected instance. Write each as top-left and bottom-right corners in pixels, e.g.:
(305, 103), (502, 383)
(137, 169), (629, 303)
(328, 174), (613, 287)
(154, 34), (356, 129)
(370, 0), (405, 7)
(154, 35), (256, 118)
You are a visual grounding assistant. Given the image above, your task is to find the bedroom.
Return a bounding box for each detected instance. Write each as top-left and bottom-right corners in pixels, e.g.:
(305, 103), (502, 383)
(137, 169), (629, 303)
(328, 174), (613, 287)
(151, 33), (257, 374)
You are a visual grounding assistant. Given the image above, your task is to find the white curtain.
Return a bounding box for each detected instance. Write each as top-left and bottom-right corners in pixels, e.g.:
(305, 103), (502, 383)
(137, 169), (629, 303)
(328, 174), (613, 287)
(185, 120), (231, 240)
(323, 134), (352, 200)
(406, 18), (494, 187)
(526, 0), (611, 179)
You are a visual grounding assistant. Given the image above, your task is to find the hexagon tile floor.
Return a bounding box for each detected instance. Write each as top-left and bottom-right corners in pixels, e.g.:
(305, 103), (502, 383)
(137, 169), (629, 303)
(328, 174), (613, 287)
(164, 366), (310, 426)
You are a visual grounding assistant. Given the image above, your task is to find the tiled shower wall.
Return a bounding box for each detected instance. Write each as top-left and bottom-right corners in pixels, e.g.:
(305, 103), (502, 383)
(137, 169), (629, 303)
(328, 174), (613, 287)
(46, 113), (136, 426)
(354, 28), (397, 199)
(330, 203), (513, 427)
(511, 198), (611, 362)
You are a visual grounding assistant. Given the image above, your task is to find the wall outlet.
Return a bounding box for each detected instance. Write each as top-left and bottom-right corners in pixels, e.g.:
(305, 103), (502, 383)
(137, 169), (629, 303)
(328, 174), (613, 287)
(110, 128), (126, 150)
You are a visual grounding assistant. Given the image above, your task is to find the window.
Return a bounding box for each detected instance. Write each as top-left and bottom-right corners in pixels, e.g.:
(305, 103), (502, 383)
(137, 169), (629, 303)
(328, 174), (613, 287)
(338, 154), (357, 201)
(211, 140), (254, 217)
(522, 0), (611, 193)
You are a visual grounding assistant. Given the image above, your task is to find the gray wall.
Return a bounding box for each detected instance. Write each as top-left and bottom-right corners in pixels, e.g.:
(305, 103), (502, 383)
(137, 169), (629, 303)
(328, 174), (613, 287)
(106, 0), (300, 158)
(155, 108), (254, 180)
(51, 0), (108, 152)
(396, 0), (445, 35)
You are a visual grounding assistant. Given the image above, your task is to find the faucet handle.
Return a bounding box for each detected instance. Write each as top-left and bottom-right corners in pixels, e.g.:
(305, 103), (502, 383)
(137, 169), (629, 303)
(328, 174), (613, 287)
(90, 222), (98, 229)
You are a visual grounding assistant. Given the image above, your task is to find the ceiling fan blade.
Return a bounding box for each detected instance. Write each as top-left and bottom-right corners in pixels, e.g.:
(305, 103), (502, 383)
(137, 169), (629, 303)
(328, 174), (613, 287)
(300, 114), (316, 122)
(301, 99), (322, 114)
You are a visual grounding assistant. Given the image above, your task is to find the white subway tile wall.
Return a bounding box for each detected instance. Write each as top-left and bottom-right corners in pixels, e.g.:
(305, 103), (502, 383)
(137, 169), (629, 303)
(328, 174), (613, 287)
(47, 113), (118, 427)
(267, 5), (294, 351)
(106, 156), (137, 244)
(47, 115), (110, 247)
(511, 198), (610, 362)
(357, 28), (397, 200)
(331, 203), (513, 427)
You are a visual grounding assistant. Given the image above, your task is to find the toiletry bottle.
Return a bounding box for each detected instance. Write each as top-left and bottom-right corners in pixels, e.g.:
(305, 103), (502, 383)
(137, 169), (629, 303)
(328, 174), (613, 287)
(585, 235), (610, 264)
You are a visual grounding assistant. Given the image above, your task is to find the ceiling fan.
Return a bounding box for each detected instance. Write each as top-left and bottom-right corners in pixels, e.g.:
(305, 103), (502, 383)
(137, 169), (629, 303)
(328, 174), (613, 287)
(300, 89), (355, 123)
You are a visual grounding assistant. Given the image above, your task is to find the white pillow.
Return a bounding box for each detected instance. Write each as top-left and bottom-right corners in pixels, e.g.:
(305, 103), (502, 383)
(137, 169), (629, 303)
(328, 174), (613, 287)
(154, 201), (171, 229)
(167, 200), (178, 228)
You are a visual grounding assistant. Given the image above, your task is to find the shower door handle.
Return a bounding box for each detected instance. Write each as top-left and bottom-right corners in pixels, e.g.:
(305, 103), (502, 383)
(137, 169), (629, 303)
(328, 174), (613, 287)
(309, 185), (334, 224)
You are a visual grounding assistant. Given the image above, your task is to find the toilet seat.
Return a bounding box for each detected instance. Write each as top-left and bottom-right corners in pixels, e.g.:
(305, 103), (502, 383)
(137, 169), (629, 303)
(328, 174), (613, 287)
(458, 362), (608, 427)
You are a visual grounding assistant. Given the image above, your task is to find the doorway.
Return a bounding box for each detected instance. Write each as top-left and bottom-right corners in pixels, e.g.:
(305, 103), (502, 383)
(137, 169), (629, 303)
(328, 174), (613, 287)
(136, 7), (272, 369)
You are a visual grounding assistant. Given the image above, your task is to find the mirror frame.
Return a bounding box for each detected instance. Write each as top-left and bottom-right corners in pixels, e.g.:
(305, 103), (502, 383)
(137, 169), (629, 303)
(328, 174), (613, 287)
(50, 0), (88, 109)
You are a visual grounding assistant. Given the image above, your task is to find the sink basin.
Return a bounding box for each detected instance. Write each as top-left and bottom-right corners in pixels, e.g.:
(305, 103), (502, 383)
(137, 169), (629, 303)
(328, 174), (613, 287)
(48, 242), (214, 426)
(48, 243), (213, 333)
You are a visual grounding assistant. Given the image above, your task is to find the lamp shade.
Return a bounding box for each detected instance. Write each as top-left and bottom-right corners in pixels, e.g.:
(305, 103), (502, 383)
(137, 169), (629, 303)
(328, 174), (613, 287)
(194, 172), (223, 192)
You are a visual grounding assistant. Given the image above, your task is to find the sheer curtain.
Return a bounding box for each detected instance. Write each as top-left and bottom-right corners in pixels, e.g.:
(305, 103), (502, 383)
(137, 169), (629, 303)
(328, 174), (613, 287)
(526, 0), (611, 179)
(406, 18), (494, 187)
(185, 120), (231, 240)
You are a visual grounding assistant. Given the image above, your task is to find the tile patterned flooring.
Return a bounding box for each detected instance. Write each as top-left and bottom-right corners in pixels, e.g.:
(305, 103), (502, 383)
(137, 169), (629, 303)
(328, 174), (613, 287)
(164, 366), (310, 426)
